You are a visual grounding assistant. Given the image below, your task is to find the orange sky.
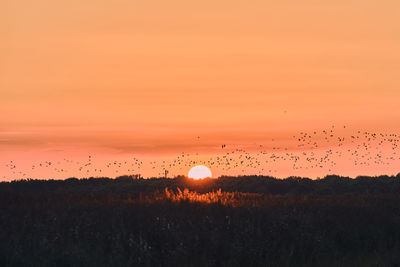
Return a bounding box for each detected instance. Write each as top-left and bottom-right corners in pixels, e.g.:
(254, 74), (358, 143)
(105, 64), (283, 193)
(1, 1), (400, 179)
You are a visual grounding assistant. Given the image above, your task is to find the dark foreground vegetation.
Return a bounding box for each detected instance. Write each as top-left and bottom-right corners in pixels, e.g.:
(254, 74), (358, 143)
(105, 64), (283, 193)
(1, 174), (400, 266)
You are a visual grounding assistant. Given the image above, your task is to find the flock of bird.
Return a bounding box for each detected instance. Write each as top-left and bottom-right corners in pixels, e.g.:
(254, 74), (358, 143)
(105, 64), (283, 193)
(2, 126), (400, 180)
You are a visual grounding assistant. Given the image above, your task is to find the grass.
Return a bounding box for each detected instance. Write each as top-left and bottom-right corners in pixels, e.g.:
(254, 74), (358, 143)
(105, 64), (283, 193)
(1, 176), (400, 266)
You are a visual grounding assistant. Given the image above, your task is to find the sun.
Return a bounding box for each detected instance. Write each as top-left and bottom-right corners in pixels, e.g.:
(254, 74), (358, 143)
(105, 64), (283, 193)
(188, 165), (212, 179)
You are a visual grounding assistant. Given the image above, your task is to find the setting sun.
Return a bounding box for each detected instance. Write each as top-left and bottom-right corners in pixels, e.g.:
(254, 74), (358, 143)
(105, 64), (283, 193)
(188, 165), (212, 179)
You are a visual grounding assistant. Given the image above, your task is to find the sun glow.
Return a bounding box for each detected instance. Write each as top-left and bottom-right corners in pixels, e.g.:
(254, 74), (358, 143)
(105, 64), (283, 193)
(188, 165), (212, 179)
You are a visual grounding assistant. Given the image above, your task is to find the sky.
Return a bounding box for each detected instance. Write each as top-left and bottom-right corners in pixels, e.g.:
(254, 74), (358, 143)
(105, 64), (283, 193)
(1, 0), (400, 179)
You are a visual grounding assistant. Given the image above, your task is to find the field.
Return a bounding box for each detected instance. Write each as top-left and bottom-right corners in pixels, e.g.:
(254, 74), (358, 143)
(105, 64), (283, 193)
(1, 175), (400, 266)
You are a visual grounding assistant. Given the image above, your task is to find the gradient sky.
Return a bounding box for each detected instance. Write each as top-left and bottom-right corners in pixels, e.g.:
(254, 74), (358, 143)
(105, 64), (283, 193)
(1, 1), (400, 179)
